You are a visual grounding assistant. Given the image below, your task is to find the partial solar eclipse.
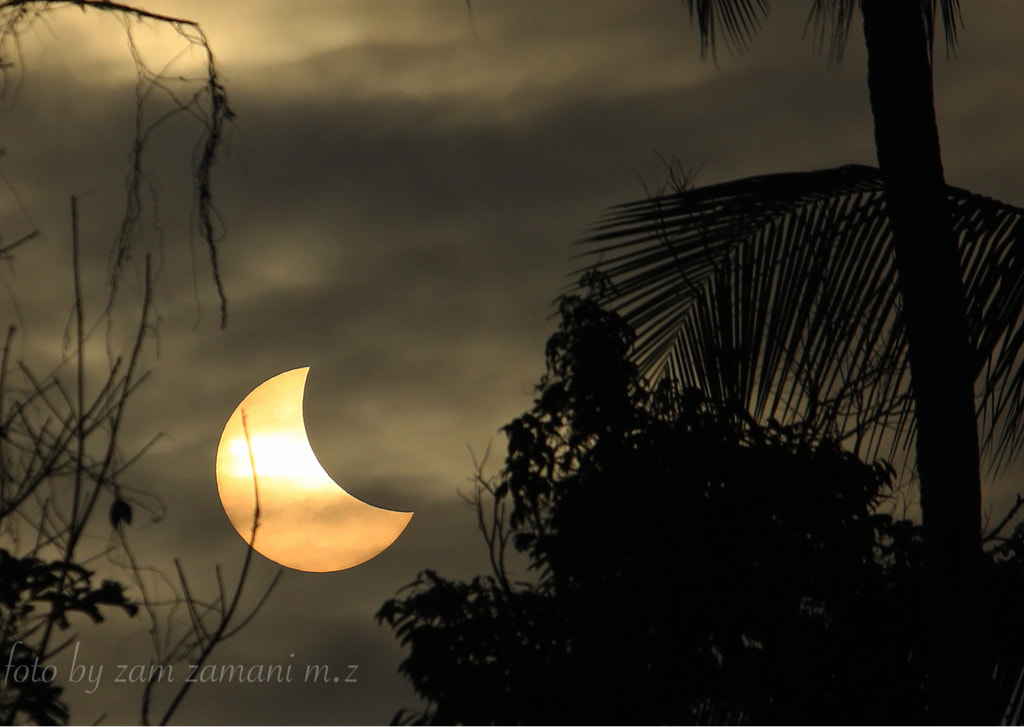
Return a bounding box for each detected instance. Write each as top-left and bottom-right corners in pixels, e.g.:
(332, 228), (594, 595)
(215, 367), (412, 572)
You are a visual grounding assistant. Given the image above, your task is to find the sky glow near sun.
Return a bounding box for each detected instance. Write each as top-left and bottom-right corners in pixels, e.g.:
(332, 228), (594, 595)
(216, 367), (412, 572)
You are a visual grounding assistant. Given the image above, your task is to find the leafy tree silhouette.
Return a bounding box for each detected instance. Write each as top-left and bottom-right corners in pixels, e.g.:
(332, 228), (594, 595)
(379, 294), (1024, 724)
(0, 552), (138, 724)
(592, 1), (997, 719)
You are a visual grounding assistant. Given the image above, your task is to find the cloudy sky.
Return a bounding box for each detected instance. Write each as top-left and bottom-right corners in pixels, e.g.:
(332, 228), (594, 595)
(2, 0), (1024, 723)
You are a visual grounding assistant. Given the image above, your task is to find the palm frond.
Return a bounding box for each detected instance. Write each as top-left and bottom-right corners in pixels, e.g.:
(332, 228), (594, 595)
(685, 0), (770, 56)
(577, 164), (1024, 470)
(806, 0), (857, 64)
(805, 0), (963, 62)
(925, 0), (963, 54)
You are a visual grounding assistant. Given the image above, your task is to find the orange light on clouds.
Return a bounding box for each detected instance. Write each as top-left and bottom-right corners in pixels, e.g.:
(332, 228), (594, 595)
(215, 367), (412, 572)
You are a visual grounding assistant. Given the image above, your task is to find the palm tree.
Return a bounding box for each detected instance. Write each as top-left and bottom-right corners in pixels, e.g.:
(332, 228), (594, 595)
(581, 1), (1017, 721)
(583, 165), (1024, 458)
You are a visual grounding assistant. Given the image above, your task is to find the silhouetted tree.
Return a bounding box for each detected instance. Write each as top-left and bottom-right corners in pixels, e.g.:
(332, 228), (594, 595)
(0, 4), (275, 724)
(581, 166), (1024, 470)
(380, 295), (1024, 724)
(0, 551), (137, 724)
(569, 1), (1012, 718)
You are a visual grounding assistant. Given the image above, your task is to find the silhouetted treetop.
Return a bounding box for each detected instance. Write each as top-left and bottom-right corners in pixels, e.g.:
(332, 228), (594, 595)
(381, 296), (1024, 724)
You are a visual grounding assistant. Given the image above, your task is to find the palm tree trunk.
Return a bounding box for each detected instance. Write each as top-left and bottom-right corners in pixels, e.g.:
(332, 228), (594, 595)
(860, 0), (989, 721)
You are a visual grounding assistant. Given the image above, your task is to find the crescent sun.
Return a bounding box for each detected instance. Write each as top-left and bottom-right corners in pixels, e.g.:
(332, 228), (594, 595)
(215, 367), (413, 572)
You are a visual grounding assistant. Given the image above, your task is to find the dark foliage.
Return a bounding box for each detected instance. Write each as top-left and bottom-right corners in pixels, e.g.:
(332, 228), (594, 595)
(379, 296), (1024, 724)
(0, 550), (137, 724)
(577, 165), (1024, 470)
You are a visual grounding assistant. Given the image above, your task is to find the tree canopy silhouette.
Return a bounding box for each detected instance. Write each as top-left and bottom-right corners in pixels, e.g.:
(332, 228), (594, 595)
(578, 165), (1024, 471)
(626, 1), (993, 720)
(379, 294), (1024, 724)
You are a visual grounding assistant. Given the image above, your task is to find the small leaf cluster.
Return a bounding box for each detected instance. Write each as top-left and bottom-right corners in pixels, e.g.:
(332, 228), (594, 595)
(0, 549), (137, 724)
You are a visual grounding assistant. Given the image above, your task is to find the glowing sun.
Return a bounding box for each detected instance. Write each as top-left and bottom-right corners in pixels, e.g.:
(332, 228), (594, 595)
(215, 367), (412, 572)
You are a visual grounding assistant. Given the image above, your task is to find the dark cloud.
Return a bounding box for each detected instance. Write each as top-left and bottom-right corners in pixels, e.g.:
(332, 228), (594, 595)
(1, 0), (1023, 723)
